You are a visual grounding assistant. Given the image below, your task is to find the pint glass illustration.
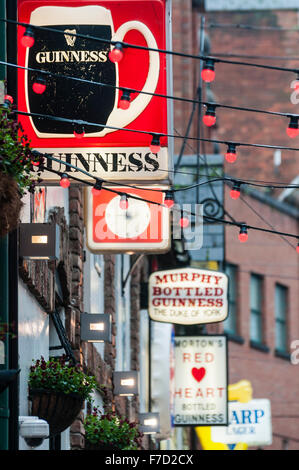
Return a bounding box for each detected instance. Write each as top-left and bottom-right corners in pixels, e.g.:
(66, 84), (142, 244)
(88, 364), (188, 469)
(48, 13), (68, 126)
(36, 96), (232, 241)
(25, 5), (160, 138)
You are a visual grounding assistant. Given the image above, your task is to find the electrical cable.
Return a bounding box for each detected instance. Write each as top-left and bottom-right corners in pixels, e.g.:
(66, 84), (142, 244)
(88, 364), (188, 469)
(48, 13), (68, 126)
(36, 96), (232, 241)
(6, 59), (299, 123)
(3, 17), (299, 74)
(12, 107), (299, 154)
(30, 153), (299, 242)
(207, 22), (299, 33)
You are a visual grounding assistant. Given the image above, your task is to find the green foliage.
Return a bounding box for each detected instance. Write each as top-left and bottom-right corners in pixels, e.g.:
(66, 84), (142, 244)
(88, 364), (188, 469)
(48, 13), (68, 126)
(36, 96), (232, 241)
(0, 105), (42, 194)
(28, 355), (98, 401)
(84, 407), (144, 450)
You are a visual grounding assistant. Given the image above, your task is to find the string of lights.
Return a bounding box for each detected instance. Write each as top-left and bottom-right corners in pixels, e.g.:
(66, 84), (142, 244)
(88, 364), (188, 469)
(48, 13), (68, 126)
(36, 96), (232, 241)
(10, 106), (299, 163)
(173, 127), (299, 251)
(4, 58), (299, 128)
(31, 149), (299, 194)
(3, 17), (299, 77)
(207, 22), (299, 33)
(28, 152), (299, 247)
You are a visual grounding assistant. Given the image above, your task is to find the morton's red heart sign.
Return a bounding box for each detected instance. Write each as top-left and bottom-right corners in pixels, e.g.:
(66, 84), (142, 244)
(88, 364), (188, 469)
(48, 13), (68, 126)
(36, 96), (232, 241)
(174, 335), (228, 427)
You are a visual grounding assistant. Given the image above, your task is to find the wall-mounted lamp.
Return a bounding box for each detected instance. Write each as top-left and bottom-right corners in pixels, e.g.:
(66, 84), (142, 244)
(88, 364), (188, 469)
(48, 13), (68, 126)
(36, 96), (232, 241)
(19, 223), (59, 260)
(113, 371), (139, 396)
(80, 313), (112, 343)
(138, 413), (160, 434)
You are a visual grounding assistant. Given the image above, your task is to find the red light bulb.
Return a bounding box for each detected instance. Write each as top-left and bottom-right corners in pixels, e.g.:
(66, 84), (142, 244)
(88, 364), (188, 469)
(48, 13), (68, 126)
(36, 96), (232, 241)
(31, 160), (40, 167)
(92, 181), (103, 196)
(32, 78), (46, 94)
(119, 90), (131, 110)
(4, 95), (13, 105)
(119, 99), (130, 110)
(164, 191), (174, 208)
(230, 189), (240, 199)
(287, 127), (299, 138)
(230, 183), (241, 200)
(296, 243), (299, 254)
(286, 117), (299, 138)
(109, 43), (124, 63)
(150, 135), (161, 154)
(119, 194), (128, 210)
(60, 174), (70, 188)
(238, 226), (248, 243)
(225, 144), (237, 163)
(74, 129), (85, 139)
(180, 216), (189, 228)
(21, 28), (35, 48)
(201, 60), (215, 83)
(203, 114), (216, 127)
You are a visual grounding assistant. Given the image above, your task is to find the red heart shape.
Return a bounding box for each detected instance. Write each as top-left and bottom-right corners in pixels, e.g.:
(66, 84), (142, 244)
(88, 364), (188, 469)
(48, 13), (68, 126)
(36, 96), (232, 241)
(191, 367), (206, 383)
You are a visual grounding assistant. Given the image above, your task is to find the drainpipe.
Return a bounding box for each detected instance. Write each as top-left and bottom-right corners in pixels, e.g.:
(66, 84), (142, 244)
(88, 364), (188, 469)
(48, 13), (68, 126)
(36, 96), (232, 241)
(0, 235), (9, 450)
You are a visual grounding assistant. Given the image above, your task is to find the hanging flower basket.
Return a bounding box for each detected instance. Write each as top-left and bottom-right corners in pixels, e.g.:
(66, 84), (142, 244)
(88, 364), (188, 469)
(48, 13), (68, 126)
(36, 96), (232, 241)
(29, 388), (84, 436)
(0, 97), (43, 238)
(0, 172), (23, 238)
(28, 356), (98, 437)
(84, 407), (143, 450)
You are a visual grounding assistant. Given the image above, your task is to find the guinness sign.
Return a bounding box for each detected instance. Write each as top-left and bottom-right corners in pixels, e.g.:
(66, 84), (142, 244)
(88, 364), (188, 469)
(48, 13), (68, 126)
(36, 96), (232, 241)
(36, 147), (168, 182)
(17, 1), (169, 165)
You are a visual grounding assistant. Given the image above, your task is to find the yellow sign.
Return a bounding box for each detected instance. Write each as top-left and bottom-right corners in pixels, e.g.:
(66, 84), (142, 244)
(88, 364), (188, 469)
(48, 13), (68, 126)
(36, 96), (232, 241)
(196, 380), (252, 450)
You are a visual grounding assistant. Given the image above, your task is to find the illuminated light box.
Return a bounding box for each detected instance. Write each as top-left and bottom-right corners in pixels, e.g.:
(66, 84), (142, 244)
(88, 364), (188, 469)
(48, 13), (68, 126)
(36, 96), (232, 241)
(19, 223), (59, 260)
(139, 413), (160, 434)
(113, 371), (138, 396)
(80, 314), (111, 343)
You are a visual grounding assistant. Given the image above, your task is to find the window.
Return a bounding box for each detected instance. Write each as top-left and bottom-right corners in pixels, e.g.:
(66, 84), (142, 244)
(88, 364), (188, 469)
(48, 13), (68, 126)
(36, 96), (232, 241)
(223, 264), (238, 335)
(275, 284), (288, 353)
(250, 274), (263, 344)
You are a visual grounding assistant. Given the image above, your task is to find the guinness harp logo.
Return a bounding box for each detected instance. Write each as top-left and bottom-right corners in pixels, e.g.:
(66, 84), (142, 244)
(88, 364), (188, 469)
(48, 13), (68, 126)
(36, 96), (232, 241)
(64, 29), (77, 47)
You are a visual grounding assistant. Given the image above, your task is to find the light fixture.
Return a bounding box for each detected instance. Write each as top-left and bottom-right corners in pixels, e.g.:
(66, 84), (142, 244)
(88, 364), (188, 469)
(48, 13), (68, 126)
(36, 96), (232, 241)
(164, 190), (174, 208)
(138, 413), (160, 434)
(32, 76), (47, 94)
(180, 211), (189, 228)
(80, 313), (112, 343)
(230, 182), (241, 200)
(113, 371), (138, 396)
(119, 194), (129, 210)
(201, 59), (215, 83)
(149, 135), (161, 153)
(73, 126), (85, 139)
(203, 104), (216, 127)
(286, 116), (299, 138)
(119, 90), (131, 110)
(3, 95), (13, 109)
(109, 42), (124, 63)
(225, 143), (237, 163)
(21, 26), (35, 48)
(238, 225), (248, 243)
(19, 223), (60, 260)
(59, 173), (70, 188)
(91, 180), (103, 196)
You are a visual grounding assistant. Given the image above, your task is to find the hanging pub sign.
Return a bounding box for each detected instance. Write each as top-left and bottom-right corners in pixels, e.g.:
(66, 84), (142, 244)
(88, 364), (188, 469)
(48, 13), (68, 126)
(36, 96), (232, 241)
(84, 186), (171, 253)
(211, 399), (272, 447)
(148, 268), (228, 325)
(17, 0), (169, 182)
(174, 335), (228, 427)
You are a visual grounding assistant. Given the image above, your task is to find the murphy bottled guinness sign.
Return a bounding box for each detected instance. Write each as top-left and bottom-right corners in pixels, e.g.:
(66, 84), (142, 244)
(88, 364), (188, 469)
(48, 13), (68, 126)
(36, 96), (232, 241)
(17, 1), (170, 182)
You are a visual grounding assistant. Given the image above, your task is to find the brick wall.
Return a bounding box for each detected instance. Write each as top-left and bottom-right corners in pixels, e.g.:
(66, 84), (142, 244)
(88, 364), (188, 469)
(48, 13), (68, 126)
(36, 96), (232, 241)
(172, 6), (299, 189)
(221, 186), (299, 450)
(66, 185), (149, 449)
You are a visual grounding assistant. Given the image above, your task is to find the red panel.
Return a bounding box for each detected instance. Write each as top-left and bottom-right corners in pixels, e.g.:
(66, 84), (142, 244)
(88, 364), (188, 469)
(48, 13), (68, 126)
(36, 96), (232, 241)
(17, 0), (168, 149)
